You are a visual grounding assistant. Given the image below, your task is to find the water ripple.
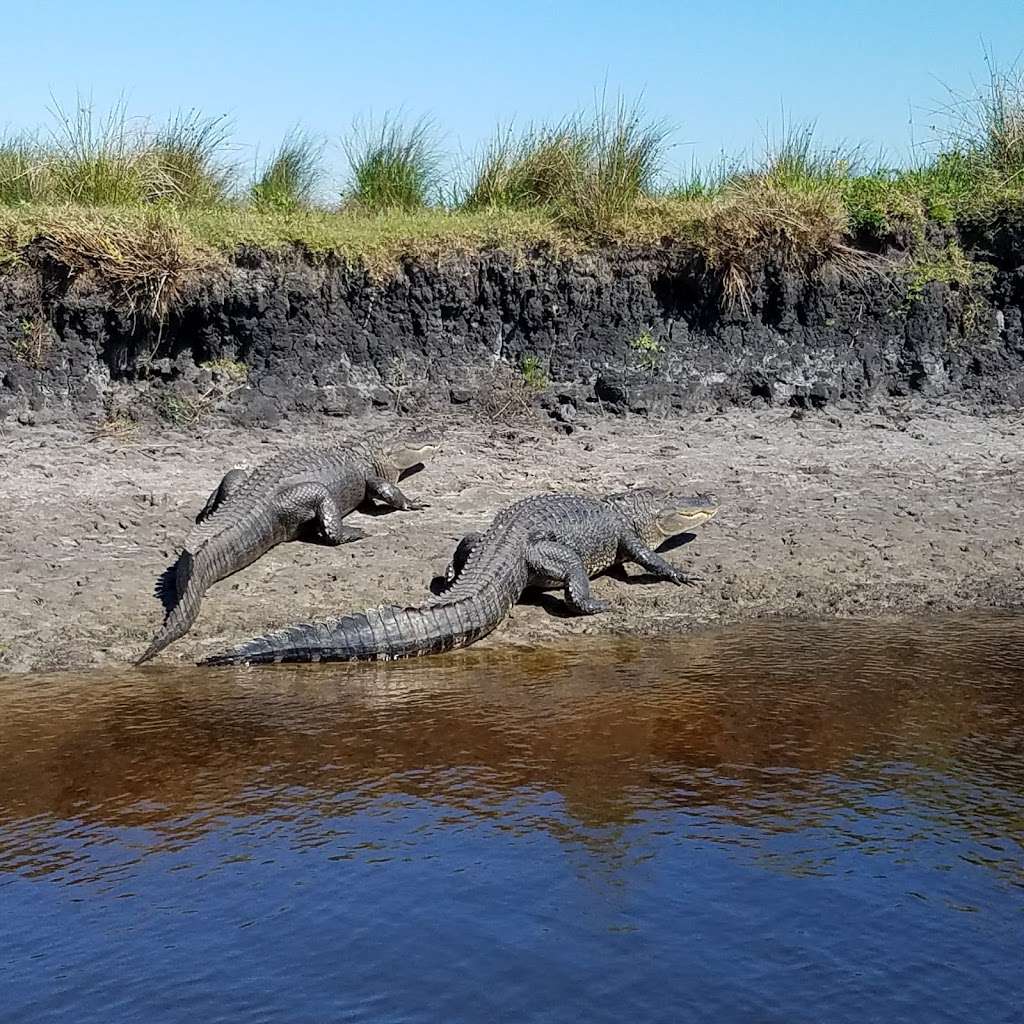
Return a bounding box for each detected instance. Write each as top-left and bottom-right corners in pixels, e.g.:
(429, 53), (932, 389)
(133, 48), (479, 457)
(1, 613), (1023, 1023)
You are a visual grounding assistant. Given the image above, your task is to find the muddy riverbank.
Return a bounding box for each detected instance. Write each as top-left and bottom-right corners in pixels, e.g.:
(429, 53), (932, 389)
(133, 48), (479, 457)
(0, 405), (1021, 673)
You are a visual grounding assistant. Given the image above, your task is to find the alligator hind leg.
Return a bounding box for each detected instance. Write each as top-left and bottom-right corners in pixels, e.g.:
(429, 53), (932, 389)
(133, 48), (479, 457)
(445, 532), (483, 586)
(527, 541), (611, 615)
(196, 467), (249, 523)
(366, 477), (429, 511)
(620, 535), (703, 587)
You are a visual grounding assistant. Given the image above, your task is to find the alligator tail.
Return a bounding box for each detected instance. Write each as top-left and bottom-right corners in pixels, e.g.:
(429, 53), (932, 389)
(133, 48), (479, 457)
(135, 551), (210, 665)
(200, 583), (510, 667)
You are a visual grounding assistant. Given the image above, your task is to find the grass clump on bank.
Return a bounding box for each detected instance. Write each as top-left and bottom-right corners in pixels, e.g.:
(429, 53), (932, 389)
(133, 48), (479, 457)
(144, 110), (233, 207)
(251, 129), (323, 212)
(683, 126), (870, 307)
(0, 135), (46, 205)
(0, 100), (233, 209)
(341, 114), (440, 212)
(461, 97), (669, 232)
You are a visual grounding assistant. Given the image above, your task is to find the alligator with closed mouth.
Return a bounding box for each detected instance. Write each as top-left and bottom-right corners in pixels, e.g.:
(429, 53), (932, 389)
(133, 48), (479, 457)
(136, 437), (436, 664)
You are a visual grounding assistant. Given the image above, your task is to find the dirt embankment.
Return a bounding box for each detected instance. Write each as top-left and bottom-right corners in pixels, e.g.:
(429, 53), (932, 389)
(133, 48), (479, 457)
(2, 219), (1024, 431)
(0, 406), (1021, 675)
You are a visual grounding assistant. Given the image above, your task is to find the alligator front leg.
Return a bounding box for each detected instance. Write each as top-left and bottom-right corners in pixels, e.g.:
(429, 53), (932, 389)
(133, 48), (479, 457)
(366, 477), (429, 511)
(196, 467), (249, 523)
(314, 494), (367, 545)
(619, 534), (703, 587)
(527, 541), (611, 615)
(445, 532), (483, 586)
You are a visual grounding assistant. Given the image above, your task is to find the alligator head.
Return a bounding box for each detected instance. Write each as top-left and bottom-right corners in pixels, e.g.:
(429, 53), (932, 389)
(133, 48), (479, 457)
(389, 434), (439, 479)
(608, 487), (719, 546)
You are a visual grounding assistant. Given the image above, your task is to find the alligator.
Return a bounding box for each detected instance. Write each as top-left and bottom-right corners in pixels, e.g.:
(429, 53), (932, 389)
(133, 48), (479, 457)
(199, 488), (718, 667)
(135, 437), (436, 665)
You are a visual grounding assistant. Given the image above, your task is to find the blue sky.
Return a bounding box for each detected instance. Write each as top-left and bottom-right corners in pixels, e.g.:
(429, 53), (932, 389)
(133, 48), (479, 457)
(3, 0), (1021, 188)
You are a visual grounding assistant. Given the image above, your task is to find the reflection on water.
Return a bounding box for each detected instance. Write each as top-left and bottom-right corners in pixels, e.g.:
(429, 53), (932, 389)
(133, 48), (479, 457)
(2, 615), (1023, 1023)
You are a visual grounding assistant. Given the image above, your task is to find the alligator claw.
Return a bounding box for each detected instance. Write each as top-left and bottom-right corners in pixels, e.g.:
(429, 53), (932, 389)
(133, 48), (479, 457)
(675, 572), (704, 588)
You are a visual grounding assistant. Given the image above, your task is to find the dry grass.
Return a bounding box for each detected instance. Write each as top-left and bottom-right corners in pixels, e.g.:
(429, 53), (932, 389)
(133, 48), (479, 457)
(473, 361), (538, 420)
(0, 202), (565, 297)
(10, 316), (53, 368)
(88, 414), (139, 442)
(701, 180), (873, 309)
(13, 206), (215, 319)
(181, 204), (567, 275)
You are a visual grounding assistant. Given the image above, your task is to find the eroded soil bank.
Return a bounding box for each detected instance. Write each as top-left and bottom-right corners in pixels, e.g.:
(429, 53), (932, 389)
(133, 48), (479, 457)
(2, 226), (1024, 430)
(0, 406), (1021, 674)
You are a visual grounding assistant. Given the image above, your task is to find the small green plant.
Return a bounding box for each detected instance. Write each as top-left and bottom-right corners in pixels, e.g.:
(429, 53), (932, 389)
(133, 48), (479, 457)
(342, 113), (440, 212)
(907, 241), (985, 299)
(200, 357), (248, 382)
(520, 353), (549, 390)
(155, 391), (208, 425)
(251, 128), (322, 212)
(629, 330), (664, 370)
(905, 241), (995, 337)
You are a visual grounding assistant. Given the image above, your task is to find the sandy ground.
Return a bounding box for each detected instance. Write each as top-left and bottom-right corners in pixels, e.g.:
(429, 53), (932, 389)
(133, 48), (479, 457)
(1, 406), (1022, 674)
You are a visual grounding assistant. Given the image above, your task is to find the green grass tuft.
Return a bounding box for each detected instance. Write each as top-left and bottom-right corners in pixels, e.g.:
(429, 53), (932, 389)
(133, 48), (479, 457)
(463, 96), (670, 234)
(0, 134), (46, 205)
(935, 51), (1024, 182)
(342, 113), (440, 212)
(251, 128), (323, 212)
(520, 354), (549, 390)
(565, 95), (670, 232)
(142, 110), (233, 207)
(462, 120), (588, 212)
(43, 96), (149, 205)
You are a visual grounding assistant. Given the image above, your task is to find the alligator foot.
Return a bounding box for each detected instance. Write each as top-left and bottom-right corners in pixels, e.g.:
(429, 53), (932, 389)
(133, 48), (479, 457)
(367, 478), (430, 512)
(622, 537), (704, 588)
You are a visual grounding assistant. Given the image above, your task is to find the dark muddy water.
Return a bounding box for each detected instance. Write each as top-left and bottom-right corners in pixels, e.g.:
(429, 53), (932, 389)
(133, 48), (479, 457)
(2, 617), (1023, 1024)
